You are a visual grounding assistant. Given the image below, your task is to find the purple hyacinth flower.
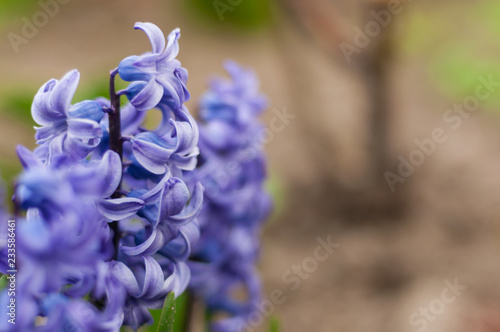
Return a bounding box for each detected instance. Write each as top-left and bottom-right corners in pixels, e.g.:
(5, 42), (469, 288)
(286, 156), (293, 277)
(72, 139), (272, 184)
(118, 23), (190, 111)
(199, 60), (268, 127)
(4, 20), (205, 331)
(0, 144), (137, 331)
(188, 61), (272, 331)
(16, 147), (123, 217)
(40, 293), (125, 332)
(31, 70), (104, 163)
(120, 179), (203, 258)
(108, 257), (190, 330)
(130, 107), (199, 175)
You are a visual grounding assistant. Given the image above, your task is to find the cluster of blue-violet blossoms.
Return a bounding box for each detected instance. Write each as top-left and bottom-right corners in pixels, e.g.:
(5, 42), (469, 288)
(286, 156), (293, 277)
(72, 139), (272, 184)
(187, 61), (273, 332)
(0, 22), (203, 331)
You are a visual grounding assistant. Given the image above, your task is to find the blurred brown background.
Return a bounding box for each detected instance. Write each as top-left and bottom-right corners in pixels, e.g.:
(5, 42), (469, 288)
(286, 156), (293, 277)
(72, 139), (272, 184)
(2, 0), (500, 331)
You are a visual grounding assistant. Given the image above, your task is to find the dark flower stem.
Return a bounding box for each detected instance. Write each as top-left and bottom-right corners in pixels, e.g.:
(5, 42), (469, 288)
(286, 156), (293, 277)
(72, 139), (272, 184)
(109, 68), (123, 257)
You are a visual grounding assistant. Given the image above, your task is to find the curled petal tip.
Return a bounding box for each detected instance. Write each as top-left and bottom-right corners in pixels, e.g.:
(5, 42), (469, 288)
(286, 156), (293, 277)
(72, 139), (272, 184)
(49, 69), (81, 117)
(134, 22), (166, 54)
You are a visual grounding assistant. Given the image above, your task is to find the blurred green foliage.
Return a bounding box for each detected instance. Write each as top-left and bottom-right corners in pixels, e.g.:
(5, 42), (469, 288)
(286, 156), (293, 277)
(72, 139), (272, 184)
(0, 1), (39, 182)
(0, 0), (37, 23)
(402, 1), (500, 110)
(2, 91), (33, 125)
(268, 316), (280, 332)
(0, 160), (21, 186)
(266, 173), (285, 225)
(183, 0), (273, 31)
(0, 90), (33, 184)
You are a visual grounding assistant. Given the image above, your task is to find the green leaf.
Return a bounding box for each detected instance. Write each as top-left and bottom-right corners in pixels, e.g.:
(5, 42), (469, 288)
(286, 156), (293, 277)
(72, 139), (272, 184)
(145, 292), (190, 332)
(268, 316), (280, 332)
(0, 274), (7, 291)
(173, 292), (190, 332)
(157, 292), (176, 332)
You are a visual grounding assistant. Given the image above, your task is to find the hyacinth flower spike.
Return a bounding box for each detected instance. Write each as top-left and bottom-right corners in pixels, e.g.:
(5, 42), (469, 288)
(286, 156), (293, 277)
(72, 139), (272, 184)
(0, 21), (279, 332)
(187, 61), (272, 331)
